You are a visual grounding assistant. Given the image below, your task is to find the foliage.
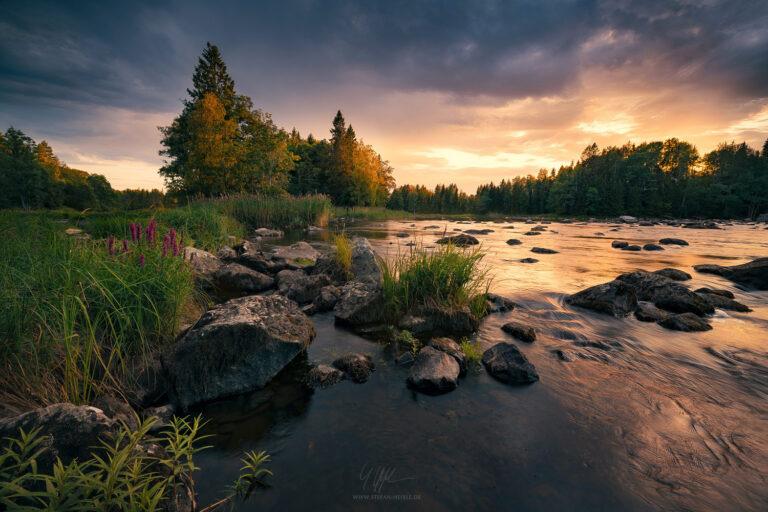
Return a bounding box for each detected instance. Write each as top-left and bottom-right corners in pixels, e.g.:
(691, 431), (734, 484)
(0, 213), (199, 406)
(332, 232), (353, 278)
(380, 243), (491, 322)
(0, 416), (208, 511)
(395, 330), (421, 355)
(459, 339), (483, 366)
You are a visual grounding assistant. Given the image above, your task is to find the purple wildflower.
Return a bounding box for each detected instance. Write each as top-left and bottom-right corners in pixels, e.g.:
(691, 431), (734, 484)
(139, 254), (145, 266)
(136, 223), (143, 243)
(147, 220), (156, 245)
(129, 222), (136, 241)
(169, 228), (176, 247)
(179, 228), (185, 248)
(172, 240), (179, 257)
(122, 239), (129, 253)
(108, 235), (115, 256)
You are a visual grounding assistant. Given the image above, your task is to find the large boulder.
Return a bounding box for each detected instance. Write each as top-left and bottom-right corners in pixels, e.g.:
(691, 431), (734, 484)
(482, 343), (539, 385)
(270, 241), (321, 269)
(693, 258), (768, 290)
(333, 282), (385, 327)
(406, 346), (460, 395)
(276, 269), (332, 304)
(616, 271), (714, 316)
(0, 404), (118, 470)
(427, 337), (467, 375)
(214, 263), (274, 294)
(565, 280), (638, 317)
(350, 237), (382, 284)
(398, 304), (479, 335)
(183, 247), (223, 283)
(162, 295), (315, 409)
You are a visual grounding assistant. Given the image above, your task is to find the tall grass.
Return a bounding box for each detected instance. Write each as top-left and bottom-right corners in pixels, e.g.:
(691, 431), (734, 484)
(332, 232), (353, 279)
(0, 213), (199, 407)
(203, 193), (331, 231)
(380, 243), (491, 322)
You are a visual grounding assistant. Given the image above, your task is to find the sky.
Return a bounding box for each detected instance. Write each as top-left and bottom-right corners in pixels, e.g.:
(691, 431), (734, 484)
(1, 0), (767, 191)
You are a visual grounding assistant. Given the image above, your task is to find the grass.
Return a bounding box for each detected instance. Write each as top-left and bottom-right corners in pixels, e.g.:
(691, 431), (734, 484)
(459, 339), (483, 366)
(332, 232), (353, 279)
(0, 416), (272, 511)
(380, 242), (491, 322)
(0, 213), (201, 407)
(205, 193), (331, 231)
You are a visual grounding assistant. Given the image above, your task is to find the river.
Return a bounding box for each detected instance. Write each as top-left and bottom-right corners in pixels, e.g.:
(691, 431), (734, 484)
(192, 219), (768, 511)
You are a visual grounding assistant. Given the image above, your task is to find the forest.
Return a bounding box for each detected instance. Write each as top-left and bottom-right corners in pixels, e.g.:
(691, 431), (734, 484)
(388, 138), (768, 219)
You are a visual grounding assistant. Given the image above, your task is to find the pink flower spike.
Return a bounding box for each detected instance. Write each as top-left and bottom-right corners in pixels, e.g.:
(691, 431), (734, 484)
(139, 254), (145, 266)
(108, 235), (115, 256)
(122, 239), (129, 252)
(129, 222), (136, 241)
(172, 240), (179, 256)
(137, 223), (143, 242)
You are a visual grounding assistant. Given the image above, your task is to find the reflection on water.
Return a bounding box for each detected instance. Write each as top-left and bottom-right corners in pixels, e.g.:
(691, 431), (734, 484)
(195, 220), (768, 511)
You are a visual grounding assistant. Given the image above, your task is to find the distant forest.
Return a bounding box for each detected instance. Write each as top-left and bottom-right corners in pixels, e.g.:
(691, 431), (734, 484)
(388, 138), (768, 219)
(1, 42), (766, 218)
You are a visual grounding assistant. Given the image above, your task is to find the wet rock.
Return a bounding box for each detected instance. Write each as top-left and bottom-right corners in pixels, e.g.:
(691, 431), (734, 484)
(520, 258), (538, 263)
(395, 352), (415, 366)
(395, 233), (410, 238)
(464, 228), (494, 235)
(423, 225), (440, 229)
(482, 343), (539, 385)
(270, 241), (320, 269)
(436, 234), (479, 246)
(619, 215), (638, 223)
(653, 268), (691, 281)
(523, 231), (542, 236)
(696, 292), (751, 312)
(501, 321), (536, 343)
(0, 404), (118, 471)
(621, 245), (642, 251)
(566, 280), (638, 317)
(659, 238), (689, 246)
(695, 287), (734, 299)
(634, 302), (669, 322)
(428, 337), (467, 375)
(93, 396), (139, 431)
(312, 285), (343, 312)
(398, 304), (479, 335)
(303, 364), (345, 389)
(276, 269), (332, 304)
(406, 346), (460, 395)
(658, 313), (712, 332)
(350, 237), (382, 284)
(163, 295), (315, 409)
(616, 271), (714, 316)
(334, 282), (385, 327)
(643, 243), (664, 251)
(215, 263), (274, 293)
(485, 293), (516, 313)
(216, 246), (237, 261)
(332, 353), (375, 383)
(611, 241), (629, 248)
(553, 349), (576, 362)
(531, 247), (558, 254)
(506, 238), (522, 245)
(254, 228), (283, 238)
(693, 257), (768, 290)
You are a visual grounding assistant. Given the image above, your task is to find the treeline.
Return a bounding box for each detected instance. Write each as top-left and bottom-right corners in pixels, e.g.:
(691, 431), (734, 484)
(0, 127), (165, 211)
(160, 43), (394, 205)
(388, 138), (768, 219)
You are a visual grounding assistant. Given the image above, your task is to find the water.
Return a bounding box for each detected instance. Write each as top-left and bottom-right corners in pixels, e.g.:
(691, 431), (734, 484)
(193, 219), (768, 511)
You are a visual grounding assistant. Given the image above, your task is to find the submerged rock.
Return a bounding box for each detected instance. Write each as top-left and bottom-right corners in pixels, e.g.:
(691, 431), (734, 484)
(520, 258), (538, 263)
(658, 313), (712, 332)
(611, 241), (629, 249)
(163, 295), (315, 409)
(693, 257), (768, 290)
(621, 245), (642, 251)
(659, 238), (689, 246)
(464, 228), (494, 235)
(485, 293), (516, 313)
(653, 268), (691, 281)
(501, 321), (536, 343)
(506, 238), (522, 245)
(523, 231), (542, 236)
(436, 234), (479, 246)
(531, 247), (558, 254)
(482, 343), (539, 385)
(643, 243), (664, 251)
(406, 346), (460, 394)
(303, 364), (345, 389)
(566, 280), (638, 317)
(332, 353), (375, 383)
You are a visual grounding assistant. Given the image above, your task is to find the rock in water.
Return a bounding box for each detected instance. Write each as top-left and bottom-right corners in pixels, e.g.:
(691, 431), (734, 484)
(254, 228), (283, 238)
(531, 247), (558, 254)
(436, 234), (479, 247)
(611, 241), (629, 248)
(482, 343), (539, 385)
(350, 237), (382, 284)
(334, 282), (385, 327)
(332, 353), (375, 383)
(406, 346), (460, 394)
(520, 258), (539, 263)
(485, 293), (516, 313)
(276, 269), (332, 304)
(506, 239), (522, 245)
(398, 304), (479, 335)
(659, 238), (689, 246)
(693, 258), (768, 290)
(621, 245), (642, 251)
(634, 302), (669, 322)
(658, 313), (712, 332)
(303, 364), (345, 389)
(501, 322), (536, 342)
(695, 287), (734, 299)
(0, 404), (118, 471)
(643, 243), (664, 251)
(616, 271), (714, 316)
(695, 292), (751, 312)
(428, 337), (467, 375)
(566, 280), (638, 317)
(163, 295), (315, 409)
(653, 268), (691, 281)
